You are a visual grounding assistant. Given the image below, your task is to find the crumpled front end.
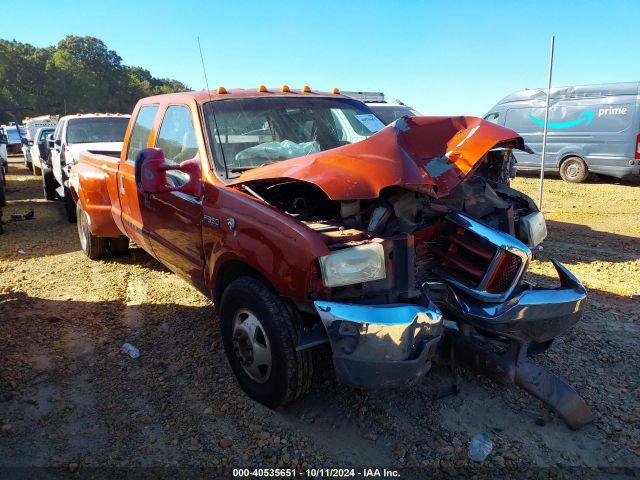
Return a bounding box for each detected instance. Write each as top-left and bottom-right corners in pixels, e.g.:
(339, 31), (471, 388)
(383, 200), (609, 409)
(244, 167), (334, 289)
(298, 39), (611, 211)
(235, 114), (590, 428)
(313, 301), (443, 389)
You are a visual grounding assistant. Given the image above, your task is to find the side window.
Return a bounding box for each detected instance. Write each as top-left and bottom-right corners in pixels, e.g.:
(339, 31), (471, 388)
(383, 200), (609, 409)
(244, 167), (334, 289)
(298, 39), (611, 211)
(156, 105), (198, 165)
(126, 105), (159, 164)
(53, 121), (63, 140)
(484, 112), (500, 124)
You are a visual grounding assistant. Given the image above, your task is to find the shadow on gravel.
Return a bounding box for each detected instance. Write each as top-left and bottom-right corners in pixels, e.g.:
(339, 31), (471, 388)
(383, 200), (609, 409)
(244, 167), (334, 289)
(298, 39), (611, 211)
(100, 247), (170, 274)
(543, 219), (640, 264)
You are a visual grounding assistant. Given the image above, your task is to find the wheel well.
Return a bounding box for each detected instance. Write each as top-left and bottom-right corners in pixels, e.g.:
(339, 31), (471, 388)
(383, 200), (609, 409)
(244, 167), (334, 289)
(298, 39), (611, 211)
(214, 260), (271, 305)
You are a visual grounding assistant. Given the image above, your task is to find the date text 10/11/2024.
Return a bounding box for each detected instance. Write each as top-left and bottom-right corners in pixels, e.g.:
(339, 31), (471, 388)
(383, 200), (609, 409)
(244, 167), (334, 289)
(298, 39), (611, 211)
(232, 468), (401, 478)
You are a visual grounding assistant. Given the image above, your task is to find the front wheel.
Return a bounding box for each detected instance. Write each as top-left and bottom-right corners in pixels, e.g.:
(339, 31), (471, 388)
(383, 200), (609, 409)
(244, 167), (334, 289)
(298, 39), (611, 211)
(77, 201), (108, 259)
(220, 276), (313, 408)
(0, 170), (5, 207)
(559, 156), (589, 183)
(42, 165), (57, 200)
(64, 187), (77, 223)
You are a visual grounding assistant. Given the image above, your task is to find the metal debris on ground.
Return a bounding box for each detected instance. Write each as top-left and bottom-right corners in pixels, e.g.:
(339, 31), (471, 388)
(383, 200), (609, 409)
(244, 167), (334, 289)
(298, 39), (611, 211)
(121, 343), (140, 359)
(468, 432), (493, 462)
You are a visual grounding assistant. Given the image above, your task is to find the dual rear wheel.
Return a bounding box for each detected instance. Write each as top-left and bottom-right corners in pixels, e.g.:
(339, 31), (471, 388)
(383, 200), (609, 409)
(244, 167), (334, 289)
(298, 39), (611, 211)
(76, 202), (129, 259)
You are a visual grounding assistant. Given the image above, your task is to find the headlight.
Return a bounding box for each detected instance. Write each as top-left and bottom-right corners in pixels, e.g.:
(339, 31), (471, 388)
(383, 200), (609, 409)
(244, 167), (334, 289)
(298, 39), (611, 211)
(519, 211), (547, 248)
(318, 243), (386, 287)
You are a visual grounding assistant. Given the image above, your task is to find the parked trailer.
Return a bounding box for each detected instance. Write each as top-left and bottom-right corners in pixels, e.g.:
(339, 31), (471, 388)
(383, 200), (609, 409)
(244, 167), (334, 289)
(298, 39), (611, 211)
(485, 82), (640, 182)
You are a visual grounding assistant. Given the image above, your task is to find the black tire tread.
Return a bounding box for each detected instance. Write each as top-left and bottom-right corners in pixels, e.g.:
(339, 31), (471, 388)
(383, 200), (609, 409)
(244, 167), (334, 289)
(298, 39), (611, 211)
(109, 236), (130, 255)
(64, 187), (77, 223)
(77, 202), (108, 259)
(42, 167), (56, 201)
(220, 276), (313, 407)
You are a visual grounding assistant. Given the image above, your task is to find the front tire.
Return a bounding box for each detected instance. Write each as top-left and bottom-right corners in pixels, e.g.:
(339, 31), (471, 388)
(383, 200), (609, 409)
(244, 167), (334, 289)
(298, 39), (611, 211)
(64, 187), (77, 223)
(0, 172), (5, 207)
(77, 201), (108, 259)
(559, 156), (589, 183)
(109, 236), (130, 255)
(42, 165), (57, 200)
(220, 276), (313, 408)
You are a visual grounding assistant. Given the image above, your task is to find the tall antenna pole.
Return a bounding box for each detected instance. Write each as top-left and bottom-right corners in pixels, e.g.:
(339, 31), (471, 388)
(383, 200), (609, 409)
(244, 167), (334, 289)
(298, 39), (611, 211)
(197, 36), (212, 99)
(537, 36), (555, 210)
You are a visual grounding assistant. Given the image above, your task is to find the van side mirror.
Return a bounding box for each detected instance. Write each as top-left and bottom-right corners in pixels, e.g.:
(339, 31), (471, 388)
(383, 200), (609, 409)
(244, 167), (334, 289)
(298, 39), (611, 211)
(135, 148), (202, 197)
(54, 139), (62, 146)
(0, 134), (7, 144)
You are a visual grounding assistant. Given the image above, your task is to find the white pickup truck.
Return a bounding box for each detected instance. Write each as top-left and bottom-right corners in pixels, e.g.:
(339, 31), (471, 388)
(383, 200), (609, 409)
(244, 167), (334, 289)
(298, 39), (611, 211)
(21, 116), (57, 171)
(45, 113), (130, 222)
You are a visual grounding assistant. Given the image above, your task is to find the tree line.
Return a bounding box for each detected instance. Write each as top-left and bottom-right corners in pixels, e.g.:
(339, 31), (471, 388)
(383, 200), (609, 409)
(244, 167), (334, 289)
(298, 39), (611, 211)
(0, 35), (189, 123)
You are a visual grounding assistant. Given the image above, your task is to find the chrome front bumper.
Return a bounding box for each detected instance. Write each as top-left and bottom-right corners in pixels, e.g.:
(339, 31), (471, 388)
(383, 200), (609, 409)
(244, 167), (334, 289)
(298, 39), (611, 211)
(422, 258), (587, 343)
(313, 301), (443, 389)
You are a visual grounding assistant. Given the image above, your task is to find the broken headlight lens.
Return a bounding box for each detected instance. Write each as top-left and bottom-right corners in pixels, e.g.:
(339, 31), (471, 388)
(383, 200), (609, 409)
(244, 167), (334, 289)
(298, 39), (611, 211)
(318, 243), (386, 287)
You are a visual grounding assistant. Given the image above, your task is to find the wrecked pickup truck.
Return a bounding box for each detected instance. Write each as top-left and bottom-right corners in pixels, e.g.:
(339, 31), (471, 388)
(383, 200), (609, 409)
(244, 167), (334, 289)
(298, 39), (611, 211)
(69, 87), (593, 429)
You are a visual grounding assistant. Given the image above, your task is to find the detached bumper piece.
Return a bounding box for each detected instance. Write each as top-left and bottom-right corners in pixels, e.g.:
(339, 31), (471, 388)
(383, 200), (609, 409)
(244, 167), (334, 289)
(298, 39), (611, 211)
(423, 259), (594, 430)
(314, 301), (443, 389)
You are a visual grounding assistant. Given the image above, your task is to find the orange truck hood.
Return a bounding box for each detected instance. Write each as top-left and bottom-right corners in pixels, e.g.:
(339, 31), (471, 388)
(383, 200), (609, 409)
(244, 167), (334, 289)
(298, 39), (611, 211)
(228, 116), (528, 200)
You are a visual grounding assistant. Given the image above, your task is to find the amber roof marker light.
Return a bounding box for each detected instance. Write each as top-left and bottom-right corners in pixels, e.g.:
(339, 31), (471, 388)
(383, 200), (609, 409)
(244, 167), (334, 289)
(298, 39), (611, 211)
(332, 87), (340, 94)
(281, 85), (290, 92)
(302, 85), (311, 93)
(217, 86), (228, 94)
(257, 85), (268, 92)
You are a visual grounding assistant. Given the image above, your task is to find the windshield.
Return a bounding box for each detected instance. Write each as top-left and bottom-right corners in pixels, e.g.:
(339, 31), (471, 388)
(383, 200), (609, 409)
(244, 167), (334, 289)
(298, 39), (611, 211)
(39, 129), (54, 141)
(66, 117), (129, 144)
(370, 105), (420, 125)
(204, 97), (385, 176)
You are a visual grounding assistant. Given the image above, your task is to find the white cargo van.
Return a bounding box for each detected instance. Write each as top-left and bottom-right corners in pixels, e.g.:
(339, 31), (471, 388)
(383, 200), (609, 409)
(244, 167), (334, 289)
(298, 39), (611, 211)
(485, 82), (640, 182)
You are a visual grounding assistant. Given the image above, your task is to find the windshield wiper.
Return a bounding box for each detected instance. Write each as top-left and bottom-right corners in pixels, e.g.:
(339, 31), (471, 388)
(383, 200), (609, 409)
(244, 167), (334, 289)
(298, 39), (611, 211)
(228, 161), (276, 173)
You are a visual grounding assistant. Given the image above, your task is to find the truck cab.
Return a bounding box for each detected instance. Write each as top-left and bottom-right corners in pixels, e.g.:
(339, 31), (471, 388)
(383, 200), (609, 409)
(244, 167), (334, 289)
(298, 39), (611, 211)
(70, 88), (592, 428)
(47, 113), (130, 221)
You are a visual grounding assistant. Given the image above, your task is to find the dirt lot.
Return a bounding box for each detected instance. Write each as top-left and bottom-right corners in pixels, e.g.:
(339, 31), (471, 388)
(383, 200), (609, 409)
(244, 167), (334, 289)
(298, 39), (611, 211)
(1, 159), (639, 478)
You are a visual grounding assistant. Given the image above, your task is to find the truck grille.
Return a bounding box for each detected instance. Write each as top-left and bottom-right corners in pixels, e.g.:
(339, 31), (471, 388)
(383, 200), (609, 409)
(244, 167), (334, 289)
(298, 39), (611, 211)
(418, 211), (531, 302)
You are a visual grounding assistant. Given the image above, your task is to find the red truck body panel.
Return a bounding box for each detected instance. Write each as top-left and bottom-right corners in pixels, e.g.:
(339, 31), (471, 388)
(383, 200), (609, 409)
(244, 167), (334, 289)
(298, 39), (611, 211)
(71, 88), (526, 304)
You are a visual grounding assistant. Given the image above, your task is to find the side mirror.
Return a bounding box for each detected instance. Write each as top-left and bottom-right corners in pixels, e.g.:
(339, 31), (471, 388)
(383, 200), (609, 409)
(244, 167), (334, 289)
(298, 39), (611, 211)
(55, 139), (62, 147)
(21, 138), (29, 146)
(135, 148), (202, 197)
(0, 134), (7, 144)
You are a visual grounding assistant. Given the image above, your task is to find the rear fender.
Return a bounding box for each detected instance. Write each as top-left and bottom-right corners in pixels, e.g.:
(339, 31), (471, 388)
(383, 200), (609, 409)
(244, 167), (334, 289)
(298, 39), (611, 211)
(70, 160), (122, 238)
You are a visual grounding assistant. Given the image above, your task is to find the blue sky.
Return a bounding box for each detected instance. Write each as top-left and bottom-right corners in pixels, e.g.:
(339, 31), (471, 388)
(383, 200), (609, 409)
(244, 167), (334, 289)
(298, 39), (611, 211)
(3, 0), (640, 115)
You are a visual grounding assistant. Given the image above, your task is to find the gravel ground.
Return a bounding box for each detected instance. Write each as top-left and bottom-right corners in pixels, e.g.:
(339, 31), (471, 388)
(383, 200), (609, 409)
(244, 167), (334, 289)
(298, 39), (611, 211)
(1, 159), (639, 478)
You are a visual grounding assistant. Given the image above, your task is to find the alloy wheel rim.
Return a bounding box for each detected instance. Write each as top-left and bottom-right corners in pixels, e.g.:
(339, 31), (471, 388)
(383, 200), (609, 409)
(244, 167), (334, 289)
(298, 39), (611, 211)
(232, 309), (272, 383)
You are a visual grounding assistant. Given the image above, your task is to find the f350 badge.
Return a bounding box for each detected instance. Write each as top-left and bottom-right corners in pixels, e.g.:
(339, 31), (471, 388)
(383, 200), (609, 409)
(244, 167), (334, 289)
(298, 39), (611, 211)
(203, 215), (220, 228)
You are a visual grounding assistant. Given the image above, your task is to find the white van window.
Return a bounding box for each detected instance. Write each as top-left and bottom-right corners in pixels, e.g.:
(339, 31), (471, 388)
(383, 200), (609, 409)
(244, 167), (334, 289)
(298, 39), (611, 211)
(484, 112), (500, 124)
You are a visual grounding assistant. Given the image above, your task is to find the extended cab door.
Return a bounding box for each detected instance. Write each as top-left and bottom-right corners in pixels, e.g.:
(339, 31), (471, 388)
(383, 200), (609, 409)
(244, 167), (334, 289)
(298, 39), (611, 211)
(50, 120), (65, 192)
(117, 104), (159, 252)
(143, 103), (205, 289)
